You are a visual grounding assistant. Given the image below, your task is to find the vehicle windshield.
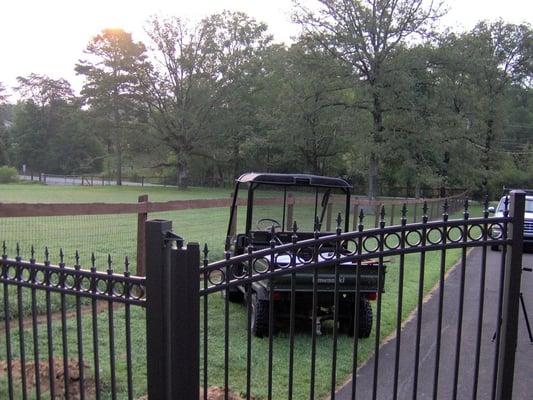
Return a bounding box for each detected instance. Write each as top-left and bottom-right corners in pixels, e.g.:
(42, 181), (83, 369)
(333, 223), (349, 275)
(497, 197), (533, 213)
(248, 184), (348, 233)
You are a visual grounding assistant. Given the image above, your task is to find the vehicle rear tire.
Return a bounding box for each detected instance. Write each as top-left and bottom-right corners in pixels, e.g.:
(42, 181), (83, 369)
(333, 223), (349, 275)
(251, 293), (269, 338)
(340, 297), (373, 338)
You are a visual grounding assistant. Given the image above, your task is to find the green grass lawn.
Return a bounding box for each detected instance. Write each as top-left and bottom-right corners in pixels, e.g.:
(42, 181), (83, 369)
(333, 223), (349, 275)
(0, 183), (482, 399)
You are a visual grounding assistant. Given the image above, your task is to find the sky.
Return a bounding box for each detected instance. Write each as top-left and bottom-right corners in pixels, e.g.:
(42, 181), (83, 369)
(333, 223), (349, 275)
(1, 0), (531, 96)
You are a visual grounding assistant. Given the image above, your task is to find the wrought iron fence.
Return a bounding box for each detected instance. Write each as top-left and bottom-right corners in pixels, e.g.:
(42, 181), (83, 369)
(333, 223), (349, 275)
(1, 192), (526, 400)
(144, 191), (525, 400)
(0, 246), (146, 399)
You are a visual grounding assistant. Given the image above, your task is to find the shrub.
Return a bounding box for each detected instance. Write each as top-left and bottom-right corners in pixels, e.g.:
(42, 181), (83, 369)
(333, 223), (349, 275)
(0, 166), (18, 183)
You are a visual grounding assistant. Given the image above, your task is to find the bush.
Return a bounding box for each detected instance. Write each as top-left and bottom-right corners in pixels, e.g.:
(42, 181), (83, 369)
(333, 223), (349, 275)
(0, 166), (18, 183)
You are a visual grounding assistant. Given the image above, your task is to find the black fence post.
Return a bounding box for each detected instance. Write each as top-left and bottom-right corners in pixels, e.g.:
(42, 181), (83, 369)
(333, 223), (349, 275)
(495, 190), (525, 400)
(145, 219), (174, 400)
(145, 219), (200, 400)
(171, 242), (200, 399)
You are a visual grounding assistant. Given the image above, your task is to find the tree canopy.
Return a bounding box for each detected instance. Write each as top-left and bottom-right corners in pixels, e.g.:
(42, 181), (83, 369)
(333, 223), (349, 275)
(1, 4), (531, 198)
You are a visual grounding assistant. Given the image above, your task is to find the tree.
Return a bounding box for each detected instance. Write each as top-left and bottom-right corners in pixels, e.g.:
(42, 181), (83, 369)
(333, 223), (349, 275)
(0, 82), (10, 165)
(257, 42), (354, 175)
(76, 28), (148, 184)
(433, 21), (532, 192)
(293, 0), (445, 196)
(10, 74), (103, 174)
(141, 12), (272, 187)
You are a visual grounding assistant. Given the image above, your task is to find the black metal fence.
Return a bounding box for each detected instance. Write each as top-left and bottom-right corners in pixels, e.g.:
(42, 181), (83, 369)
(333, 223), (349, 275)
(1, 192), (527, 400)
(145, 192), (526, 400)
(0, 246), (146, 399)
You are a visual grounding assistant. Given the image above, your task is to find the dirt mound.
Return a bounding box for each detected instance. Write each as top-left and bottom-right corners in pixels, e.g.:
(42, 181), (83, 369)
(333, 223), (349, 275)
(0, 358), (94, 398)
(138, 386), (252, 400)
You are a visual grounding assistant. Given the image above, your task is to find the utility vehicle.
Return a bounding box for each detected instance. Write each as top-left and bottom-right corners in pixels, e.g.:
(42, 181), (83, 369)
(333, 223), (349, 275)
(225, 173), (386, 338)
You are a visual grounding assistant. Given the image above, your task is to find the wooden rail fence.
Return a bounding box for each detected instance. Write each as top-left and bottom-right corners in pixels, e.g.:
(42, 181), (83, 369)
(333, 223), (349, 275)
(0, 192), (466, 276)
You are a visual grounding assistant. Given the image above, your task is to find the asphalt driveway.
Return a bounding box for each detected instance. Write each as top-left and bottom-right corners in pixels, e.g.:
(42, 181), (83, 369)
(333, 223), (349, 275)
(336, 248), (533, 400)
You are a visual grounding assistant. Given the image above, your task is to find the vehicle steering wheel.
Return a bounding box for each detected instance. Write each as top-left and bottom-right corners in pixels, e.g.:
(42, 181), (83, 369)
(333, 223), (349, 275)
(256, 218), (282, 232)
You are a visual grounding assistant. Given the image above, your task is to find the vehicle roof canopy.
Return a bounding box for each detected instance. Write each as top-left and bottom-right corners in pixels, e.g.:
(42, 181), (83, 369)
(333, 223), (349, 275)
(236, 173), (352, 189)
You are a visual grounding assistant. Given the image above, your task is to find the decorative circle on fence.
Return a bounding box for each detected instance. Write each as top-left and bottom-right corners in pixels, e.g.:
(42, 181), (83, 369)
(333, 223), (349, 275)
(406, 230), (422, 247)
(341, 239), (358, 256)
(208, 269), (224, 285)
(447, 226), (463, 243)
(49, 272), (60, 287)
(113, 282), (124, 296)
(96, 279), (108, 294)
(252, 258), (270, 274)
(318, 245), (336, 260)
(231, 264), (248, 279)
(80, 277), (92, 292)
(427, 228), (443, 245)
(275, 253), (292, 268)
(130, 284), (145, 300)
(488, 224), (503, 239)
(7, 266), (17, 279)
(297, 247), (315, 264)
(363, 235), (380, 253)
(64, 274), (76, 289)
(384, 233), (401, 250)
(467, 225), (484, 241)
(35, 270), (46, 285)
(21, 267), (31, 282)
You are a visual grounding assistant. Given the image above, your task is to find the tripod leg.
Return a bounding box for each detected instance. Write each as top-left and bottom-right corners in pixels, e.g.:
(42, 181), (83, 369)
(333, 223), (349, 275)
(491, 318), (500, 343)
(519, 293), (533, 344)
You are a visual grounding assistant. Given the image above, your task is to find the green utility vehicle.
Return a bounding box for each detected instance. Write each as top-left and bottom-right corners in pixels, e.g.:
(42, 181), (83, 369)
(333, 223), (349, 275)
(225, 173), (386, 337)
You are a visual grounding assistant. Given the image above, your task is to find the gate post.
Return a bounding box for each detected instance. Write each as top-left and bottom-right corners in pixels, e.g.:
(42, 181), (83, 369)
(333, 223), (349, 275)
(136, 194), (149, 276)
(145, 219), (174, 399)
(171, 242), (200, 399)
(145, 219), (200, 400)
(495, 190), (525, 400)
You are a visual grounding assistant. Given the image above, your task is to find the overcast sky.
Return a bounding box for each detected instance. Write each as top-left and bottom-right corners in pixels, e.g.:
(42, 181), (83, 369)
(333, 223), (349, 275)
(1, 0), (531, 96)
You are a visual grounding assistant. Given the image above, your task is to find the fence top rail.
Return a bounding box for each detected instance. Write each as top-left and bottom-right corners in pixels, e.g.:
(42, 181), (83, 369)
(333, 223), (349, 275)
(203, 213), (509, 273)
(0, 255), (146, 305)
(0, 191), (468, 218)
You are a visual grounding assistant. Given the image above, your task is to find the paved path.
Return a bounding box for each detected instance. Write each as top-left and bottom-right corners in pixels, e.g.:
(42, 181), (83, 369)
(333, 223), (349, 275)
(336, 249), (533, 400)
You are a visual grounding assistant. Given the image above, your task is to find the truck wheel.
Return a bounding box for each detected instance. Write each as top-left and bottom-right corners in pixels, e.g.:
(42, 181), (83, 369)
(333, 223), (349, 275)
(251, 293), (269, 338)
(340, 297), (373, 338)
(357, 298), (373, 338)
(222, 287), (244, 303)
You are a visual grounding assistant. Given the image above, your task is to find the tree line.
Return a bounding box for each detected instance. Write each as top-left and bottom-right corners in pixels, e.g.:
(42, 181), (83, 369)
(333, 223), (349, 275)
(0, 0), (531, 197)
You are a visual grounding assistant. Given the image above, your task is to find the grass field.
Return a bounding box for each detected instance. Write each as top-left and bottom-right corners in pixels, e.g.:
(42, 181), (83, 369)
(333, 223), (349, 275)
(0, 183), (467, 268)
(0, 183), (482, 399)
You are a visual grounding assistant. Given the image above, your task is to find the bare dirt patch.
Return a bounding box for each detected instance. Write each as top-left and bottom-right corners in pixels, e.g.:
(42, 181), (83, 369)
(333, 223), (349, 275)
(0, 357), (95, 398)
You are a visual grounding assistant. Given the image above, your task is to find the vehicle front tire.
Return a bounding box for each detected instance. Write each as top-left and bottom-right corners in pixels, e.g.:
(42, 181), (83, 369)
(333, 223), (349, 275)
(222, 286), (245, 303)
(251, 293), (269, 338)
(340, 297), (373, 338)
(357, 297), (373, 338)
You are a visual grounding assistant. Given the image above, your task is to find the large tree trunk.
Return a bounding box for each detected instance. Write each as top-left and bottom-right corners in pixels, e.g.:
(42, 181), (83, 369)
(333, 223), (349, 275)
(368, 153), (378, 198)
(177, 160), (189, 189)
(368, 91), (384, 199)
(116, 145), (122, 186)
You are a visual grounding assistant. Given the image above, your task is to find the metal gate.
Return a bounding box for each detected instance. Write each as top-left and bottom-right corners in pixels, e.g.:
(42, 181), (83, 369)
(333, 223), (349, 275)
(145, 191), (525, 400)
